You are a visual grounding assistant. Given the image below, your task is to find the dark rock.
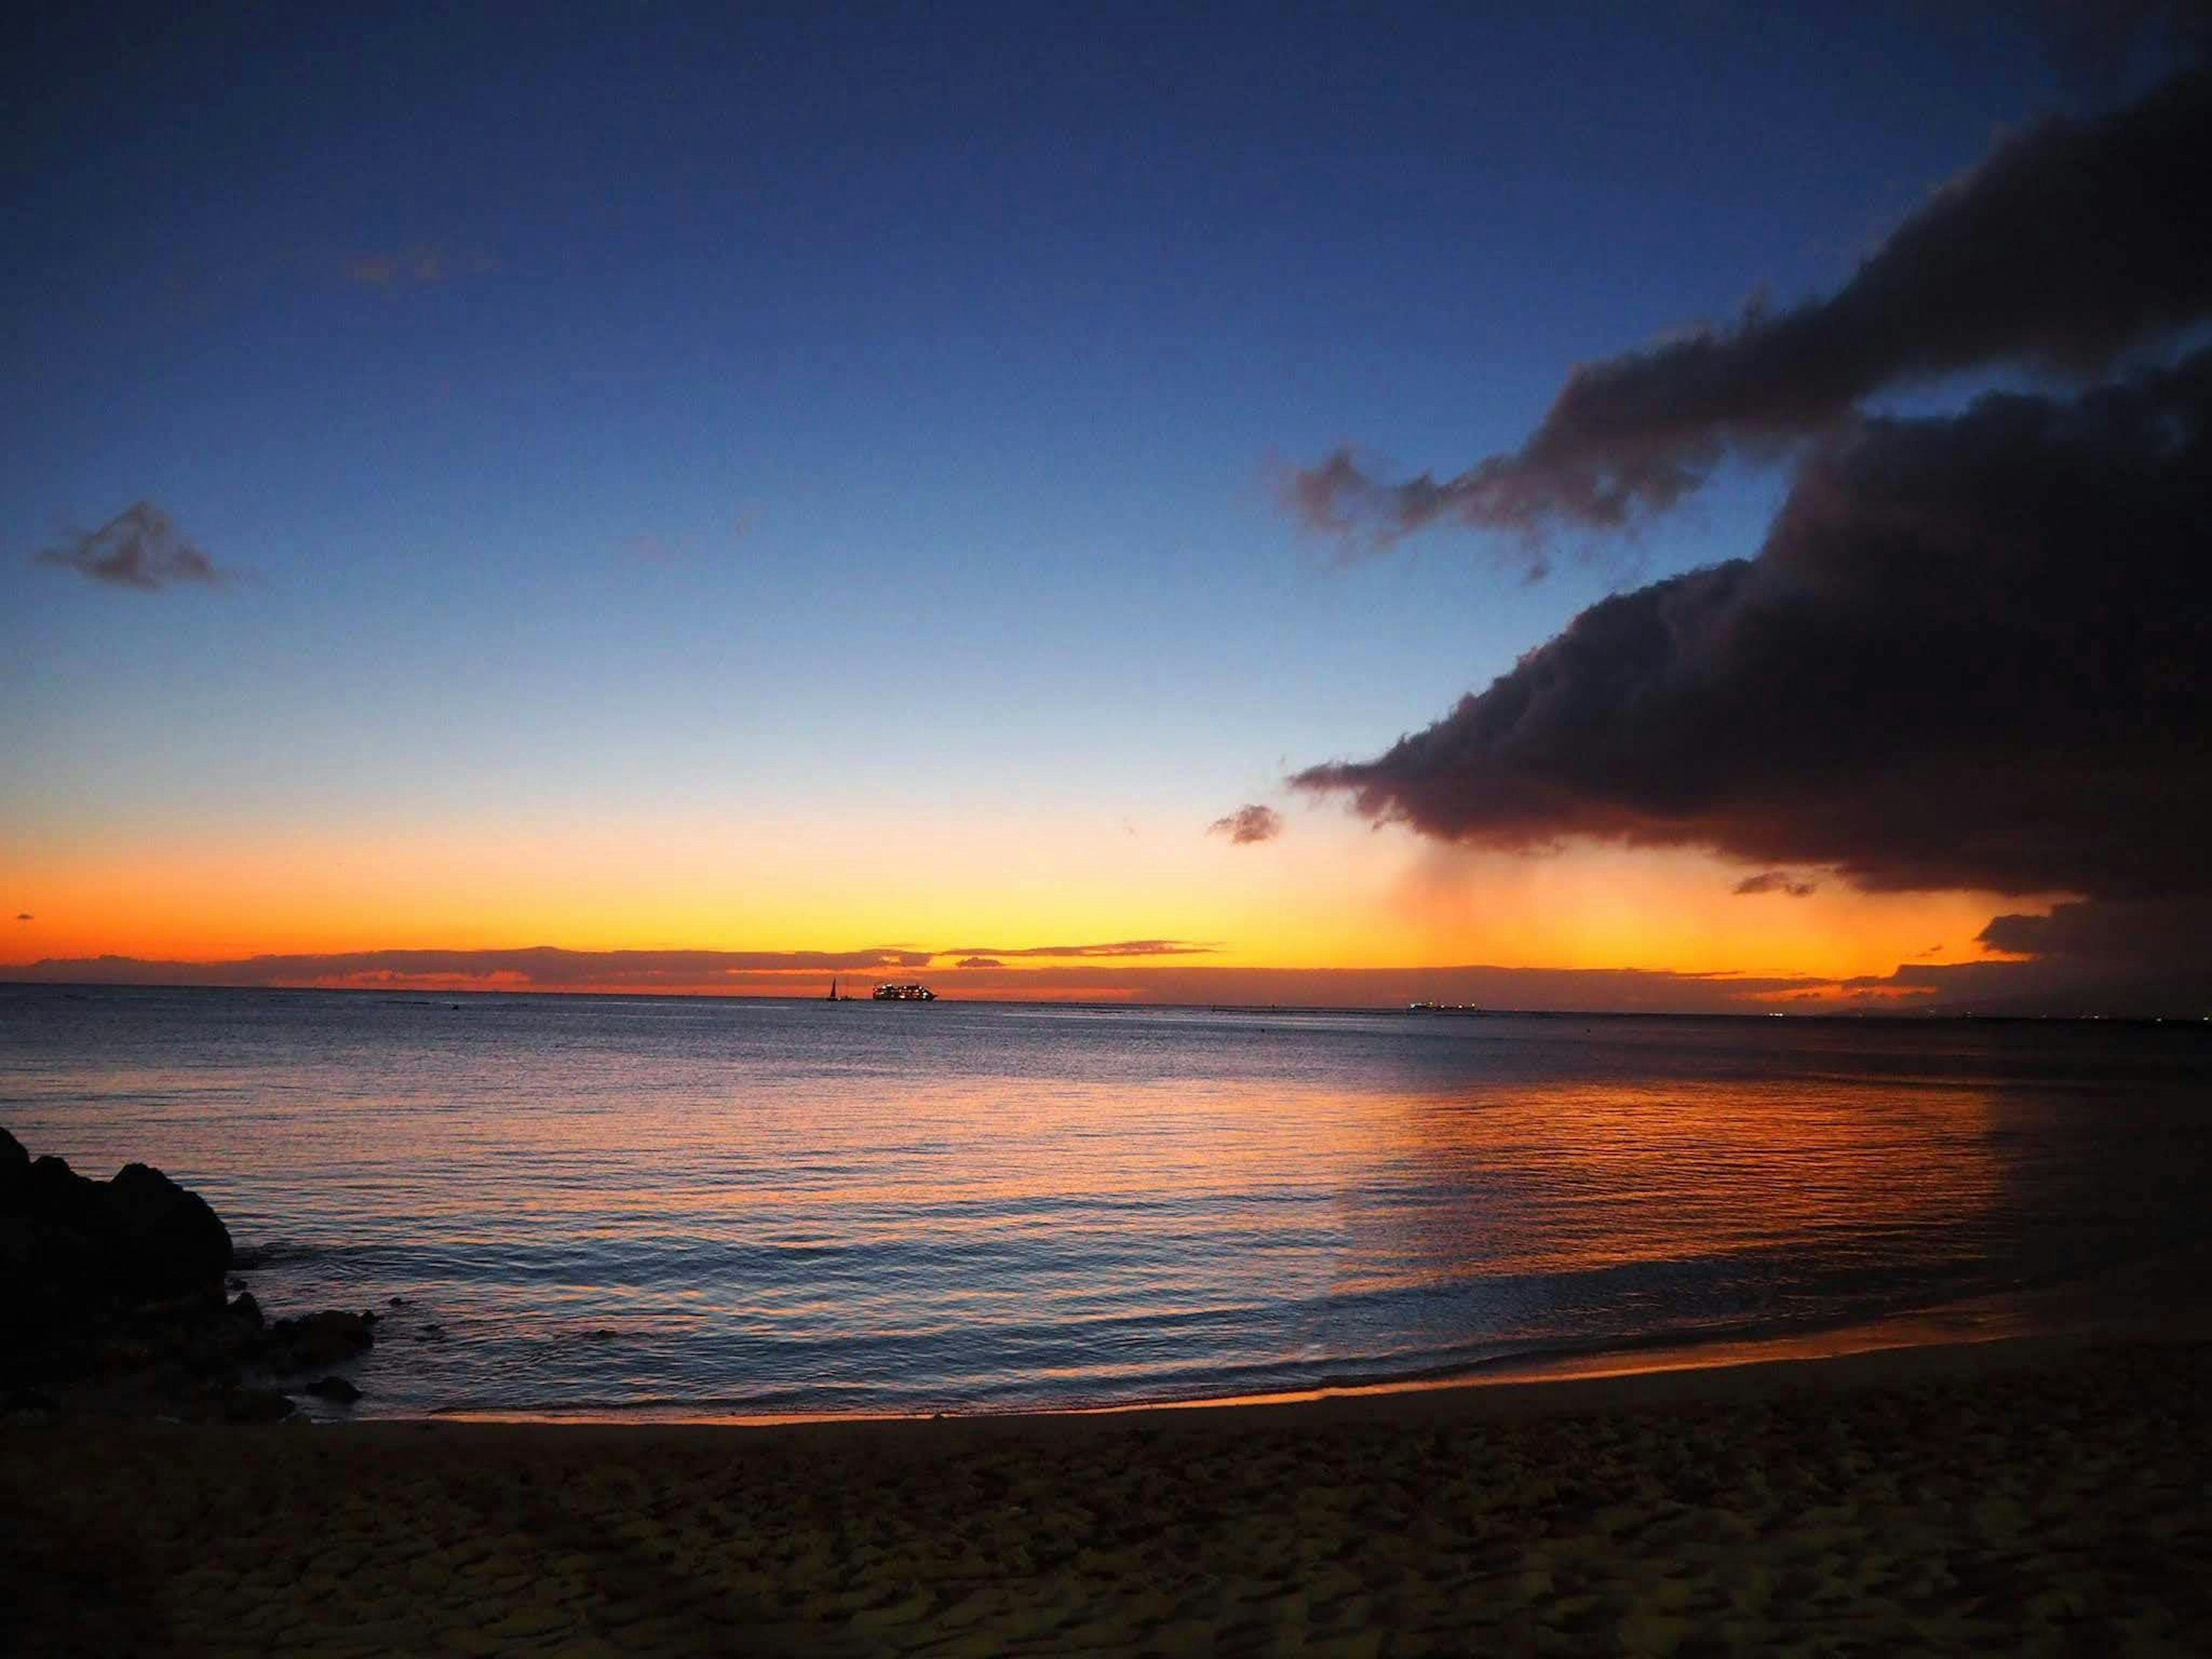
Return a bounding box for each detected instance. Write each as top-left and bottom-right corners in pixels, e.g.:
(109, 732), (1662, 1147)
(268, 1309), (374, 1372)
(2, 1130), (390, 1425)
(5, 1155), (118, 1320)
(105, 1162), (232, 1296)
(3, 1143), (230, 1315)
(221, 1388), (295, 1424)
(23, 1154), (113, 1247)
(302, 1375), (362, 1403)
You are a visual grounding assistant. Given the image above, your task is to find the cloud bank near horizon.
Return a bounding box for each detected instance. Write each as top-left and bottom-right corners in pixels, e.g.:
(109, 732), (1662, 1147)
(13, 940), (2196, 1015)
(0, 941), (1221, 994)
(2, 946), (1851, 1013)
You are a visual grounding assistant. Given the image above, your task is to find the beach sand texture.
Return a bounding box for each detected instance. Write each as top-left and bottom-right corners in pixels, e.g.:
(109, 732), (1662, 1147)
(6, 1339), (2209, 1656)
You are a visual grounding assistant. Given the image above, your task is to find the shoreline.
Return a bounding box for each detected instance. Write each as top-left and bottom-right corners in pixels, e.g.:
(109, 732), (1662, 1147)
(419, 1327), (2095, 1438)
(423, 1296), (2047, 1430)
(403, 1263), (2206, 1430)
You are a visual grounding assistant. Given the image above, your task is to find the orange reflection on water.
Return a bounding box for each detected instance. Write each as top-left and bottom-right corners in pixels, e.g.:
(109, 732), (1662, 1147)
(1366, 1074), (2004, 1283)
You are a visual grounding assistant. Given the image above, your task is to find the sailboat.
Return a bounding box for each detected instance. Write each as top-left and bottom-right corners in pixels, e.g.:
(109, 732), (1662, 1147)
(827, 978), (840, 1002)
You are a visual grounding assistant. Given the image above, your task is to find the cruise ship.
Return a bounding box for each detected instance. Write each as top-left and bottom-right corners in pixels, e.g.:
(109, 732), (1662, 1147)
(871, 983), (937, 1001)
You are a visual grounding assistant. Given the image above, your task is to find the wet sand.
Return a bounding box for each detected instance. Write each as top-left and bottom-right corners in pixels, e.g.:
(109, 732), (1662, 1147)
(6, 1332), (2209, 1656)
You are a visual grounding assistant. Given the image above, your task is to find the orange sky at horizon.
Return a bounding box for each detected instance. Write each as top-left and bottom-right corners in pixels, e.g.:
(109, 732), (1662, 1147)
(3, 802), (2045, 994)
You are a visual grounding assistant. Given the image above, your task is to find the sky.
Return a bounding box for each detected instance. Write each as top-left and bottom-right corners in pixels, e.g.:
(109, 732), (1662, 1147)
(6, 1), (2209, 1012)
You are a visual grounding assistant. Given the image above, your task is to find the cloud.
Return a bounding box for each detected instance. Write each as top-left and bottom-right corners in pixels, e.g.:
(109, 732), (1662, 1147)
(346, 247), (496, 289)
(1732, 871), (1819, 898)
(1297, 349), (2212, 915)
(1975, 896), (2212, 978)
(0, 942), (1226, 993)
(1839, 897), (2212, 1016)
(945, 940), (1218, 959)
(1207, 804), (1284, 845)
(0, 946), (934, 993)
(1287, 69), (2212, 558)
(13, 914), (30, 922)
(36, 501), (231, 590)
(1, 950), (1842, 1013)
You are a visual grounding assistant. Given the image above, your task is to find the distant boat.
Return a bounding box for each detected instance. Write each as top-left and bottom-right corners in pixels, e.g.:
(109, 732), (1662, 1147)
(872, 983), (937, 1001)
(827, 978), (841, 1002)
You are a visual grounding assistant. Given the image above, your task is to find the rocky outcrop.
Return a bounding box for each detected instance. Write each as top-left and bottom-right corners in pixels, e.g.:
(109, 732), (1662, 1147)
(3, 1143), (233, 1316)
(2, 1128), (374, 1421)
(106, 1161), (233, 1296)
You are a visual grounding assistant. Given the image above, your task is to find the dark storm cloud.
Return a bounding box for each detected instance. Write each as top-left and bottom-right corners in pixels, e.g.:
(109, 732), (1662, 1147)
(1295, 350), (2212, 905)
(1289, 70), (2212, 554)
(1975, 896), (2212, 966)
(1732, 872), (1818, 898)
(1207, 805), (1284, 845)
(1841, 896), (2212, 1017)
(37, 501), (230, 590)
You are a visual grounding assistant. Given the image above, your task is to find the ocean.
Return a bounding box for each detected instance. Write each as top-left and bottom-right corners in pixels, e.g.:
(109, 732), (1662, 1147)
(4, 984), (2208, 1419)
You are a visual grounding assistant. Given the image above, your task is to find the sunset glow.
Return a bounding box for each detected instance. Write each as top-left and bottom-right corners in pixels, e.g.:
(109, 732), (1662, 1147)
(6, 802), (2020, 1004)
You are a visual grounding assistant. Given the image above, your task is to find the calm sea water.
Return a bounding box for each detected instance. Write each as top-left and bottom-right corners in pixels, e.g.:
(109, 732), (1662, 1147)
(3, 984), (2209, 1419)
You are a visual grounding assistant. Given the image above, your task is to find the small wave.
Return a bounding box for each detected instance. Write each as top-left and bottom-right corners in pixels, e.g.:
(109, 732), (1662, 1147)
(232, 1240), (325, 1268)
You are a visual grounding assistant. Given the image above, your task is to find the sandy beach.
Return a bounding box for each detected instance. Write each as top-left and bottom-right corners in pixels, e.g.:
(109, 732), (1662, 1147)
(7, 1332), (2209, 1656)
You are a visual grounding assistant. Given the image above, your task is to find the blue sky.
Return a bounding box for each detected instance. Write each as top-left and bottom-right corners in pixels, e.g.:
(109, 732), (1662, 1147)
(10, 1), (2179, 990)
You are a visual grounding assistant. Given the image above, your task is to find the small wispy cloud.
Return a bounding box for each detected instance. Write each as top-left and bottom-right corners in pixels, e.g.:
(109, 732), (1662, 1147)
(956, 957), (1003, 968)
(346, 247), (497, 289)
(1732, 870), (1820, 898)
(37, 501), (231, 590)
(13, 913), (31, 923)
(1209, 804), (1283, 845)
